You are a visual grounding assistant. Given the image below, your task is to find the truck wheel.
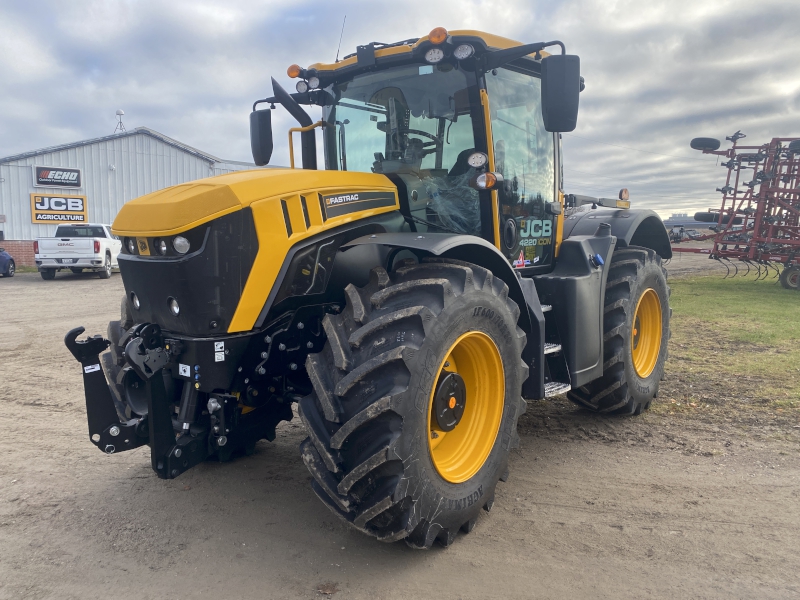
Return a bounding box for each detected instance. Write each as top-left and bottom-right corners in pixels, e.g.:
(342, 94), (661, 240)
(567, 246), (670, 415)
(99, 254), (112, 279)
(779, 266), (800, 290)
(2, 260), (13, 277)
(41, 269), (56, 280)
(298, 258), (527, 548)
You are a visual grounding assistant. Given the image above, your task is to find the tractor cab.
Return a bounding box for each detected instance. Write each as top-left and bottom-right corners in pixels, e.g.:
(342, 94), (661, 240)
(251, 28), (582, 274)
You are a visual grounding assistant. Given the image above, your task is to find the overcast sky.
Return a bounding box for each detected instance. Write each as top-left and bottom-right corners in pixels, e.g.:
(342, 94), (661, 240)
(2, 0), (799, 217)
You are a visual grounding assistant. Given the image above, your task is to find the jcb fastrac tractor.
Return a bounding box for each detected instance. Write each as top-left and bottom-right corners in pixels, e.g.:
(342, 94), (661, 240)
(66, 28), (671, 549)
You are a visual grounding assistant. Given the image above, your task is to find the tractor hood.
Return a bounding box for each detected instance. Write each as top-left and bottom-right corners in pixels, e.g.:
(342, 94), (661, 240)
(112, 168), (397, 237)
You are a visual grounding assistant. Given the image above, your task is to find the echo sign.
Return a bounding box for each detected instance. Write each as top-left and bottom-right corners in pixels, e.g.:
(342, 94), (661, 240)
(30, 193), (88, 223)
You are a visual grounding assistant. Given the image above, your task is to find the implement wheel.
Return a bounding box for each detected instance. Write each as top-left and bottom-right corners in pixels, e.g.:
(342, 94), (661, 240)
(299, 258), (527, 548)
(780, 266), (800, 290)
(568, 246), (671, 415)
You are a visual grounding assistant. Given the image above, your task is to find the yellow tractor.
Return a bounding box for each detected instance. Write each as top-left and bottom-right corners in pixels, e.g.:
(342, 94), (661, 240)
(66, 28), (671, 549)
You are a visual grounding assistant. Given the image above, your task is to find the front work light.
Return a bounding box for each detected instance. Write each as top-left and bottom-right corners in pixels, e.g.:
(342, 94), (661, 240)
(429, 27), (448, 44)
(425, 48), (445, 64)
(173, 236), (190, 254)
(296, 80), (309, 93)
(453, 44), (475, 60)
(307, 76), (320, 89)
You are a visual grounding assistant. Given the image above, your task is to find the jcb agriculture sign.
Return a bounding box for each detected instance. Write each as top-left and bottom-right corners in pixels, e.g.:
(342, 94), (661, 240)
(30, 194), (88, 223)
(33, 165), (82, 188)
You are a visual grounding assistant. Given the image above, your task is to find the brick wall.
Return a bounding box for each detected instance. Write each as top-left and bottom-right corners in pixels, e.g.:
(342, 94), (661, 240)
(1, 240), (35, 267)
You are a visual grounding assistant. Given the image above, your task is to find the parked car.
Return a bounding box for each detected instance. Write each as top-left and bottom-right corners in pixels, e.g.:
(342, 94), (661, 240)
(0, 247), (14, 277)
(35, 223), (122, 280)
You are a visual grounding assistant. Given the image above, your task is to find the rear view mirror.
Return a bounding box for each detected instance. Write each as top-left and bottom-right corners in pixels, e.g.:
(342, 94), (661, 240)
(541, 55), (581, 132)
(250, 109), (274, 166)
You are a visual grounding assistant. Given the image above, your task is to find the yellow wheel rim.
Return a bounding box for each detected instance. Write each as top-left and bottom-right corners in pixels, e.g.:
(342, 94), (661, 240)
(427, 331), (505, 484)
(631, 288), (662, 378)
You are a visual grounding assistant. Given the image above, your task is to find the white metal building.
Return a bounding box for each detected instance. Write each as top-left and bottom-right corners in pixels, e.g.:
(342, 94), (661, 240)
(0, 127), (260, 250)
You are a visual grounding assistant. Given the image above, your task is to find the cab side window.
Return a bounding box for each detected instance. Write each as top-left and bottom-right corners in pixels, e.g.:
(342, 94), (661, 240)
(485, 68), (556, 269)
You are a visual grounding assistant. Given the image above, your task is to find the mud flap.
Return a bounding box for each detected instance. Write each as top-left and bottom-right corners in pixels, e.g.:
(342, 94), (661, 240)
(64, 326), (147, 454)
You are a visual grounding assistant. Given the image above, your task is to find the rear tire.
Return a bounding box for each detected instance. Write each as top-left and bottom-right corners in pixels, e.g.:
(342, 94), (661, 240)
(780, 266), (800, 290)
(298, 258), (527, 548)
(40, 269), (56, 280)
(568, 246), (670, 415)
(99, 255), (112, 279)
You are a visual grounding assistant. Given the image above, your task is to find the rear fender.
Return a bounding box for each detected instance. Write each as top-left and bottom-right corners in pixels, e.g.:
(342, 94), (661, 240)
(563, 208), (671, 259)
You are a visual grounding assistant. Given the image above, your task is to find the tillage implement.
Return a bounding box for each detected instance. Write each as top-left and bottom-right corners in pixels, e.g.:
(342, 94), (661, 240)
(66, 28), (672, 548)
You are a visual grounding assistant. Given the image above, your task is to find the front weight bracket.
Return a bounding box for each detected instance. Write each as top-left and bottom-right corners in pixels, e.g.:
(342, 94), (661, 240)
(64, 327), (148, 454)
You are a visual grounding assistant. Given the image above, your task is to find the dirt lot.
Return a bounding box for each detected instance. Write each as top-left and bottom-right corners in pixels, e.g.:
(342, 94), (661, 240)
(1, 262), (798, 600)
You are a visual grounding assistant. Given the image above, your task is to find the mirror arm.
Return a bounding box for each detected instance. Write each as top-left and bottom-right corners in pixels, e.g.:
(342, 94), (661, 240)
(482, 40), (565, 71)
(271, 77), (318, 169)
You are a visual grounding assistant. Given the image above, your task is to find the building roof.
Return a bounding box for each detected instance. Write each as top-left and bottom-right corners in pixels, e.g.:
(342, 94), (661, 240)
(0, 127), (228, 165)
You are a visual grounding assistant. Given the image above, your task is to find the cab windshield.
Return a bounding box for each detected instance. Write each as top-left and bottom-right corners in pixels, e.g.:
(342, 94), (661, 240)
(322, 64), (484, 235)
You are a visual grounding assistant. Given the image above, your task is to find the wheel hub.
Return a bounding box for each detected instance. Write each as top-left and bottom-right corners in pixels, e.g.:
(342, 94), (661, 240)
(433, 372), (467, 431)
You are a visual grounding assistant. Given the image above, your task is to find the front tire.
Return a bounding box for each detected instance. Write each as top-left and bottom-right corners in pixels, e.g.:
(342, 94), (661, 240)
(2, 261), (13, 277)
(298, 258), (527, 548)
(568, 246), (670, 415)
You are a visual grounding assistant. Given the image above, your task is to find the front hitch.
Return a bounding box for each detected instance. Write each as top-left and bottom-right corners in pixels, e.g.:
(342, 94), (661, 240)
(65, 326), (148, 455)
(65, 325), (210, 478)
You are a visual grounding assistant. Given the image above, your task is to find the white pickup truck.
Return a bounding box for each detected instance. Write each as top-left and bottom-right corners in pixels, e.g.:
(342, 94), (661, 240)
(35, 223), (122, 280)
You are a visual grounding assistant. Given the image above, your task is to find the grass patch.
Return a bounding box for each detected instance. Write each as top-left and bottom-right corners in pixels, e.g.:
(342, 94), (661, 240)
(14, 266), (39, 273)
(657, 275), (800, 419)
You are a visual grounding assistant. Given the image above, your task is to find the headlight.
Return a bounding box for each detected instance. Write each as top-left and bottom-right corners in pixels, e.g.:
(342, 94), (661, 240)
(307, 76), (320, 89)
(126, 238), (136, 254)
(453, 44), (474, 60)
(130, 292), (140, 310)
(168, 297), (180, 316)
(425, 48), (445, 64)
(173, 236), (190, 254)
(155, 238), (167, 255)
(296, 80), (309, 93)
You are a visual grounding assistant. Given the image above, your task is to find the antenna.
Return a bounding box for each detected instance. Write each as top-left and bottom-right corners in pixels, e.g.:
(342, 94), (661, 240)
(335, 15), (347, 63)
(114, 109), (126, 133)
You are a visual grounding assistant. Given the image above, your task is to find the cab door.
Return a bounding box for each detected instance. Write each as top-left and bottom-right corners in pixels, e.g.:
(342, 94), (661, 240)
(485, 67), (557, 272)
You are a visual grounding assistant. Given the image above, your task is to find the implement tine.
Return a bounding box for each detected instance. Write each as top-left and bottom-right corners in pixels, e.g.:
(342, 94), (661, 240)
(770, 262), (781, 279)
(742, 260), (751, 277)
(721, 258), (731, 279)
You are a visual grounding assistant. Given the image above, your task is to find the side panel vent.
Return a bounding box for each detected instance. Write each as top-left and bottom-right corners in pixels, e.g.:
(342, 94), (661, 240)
(281, 199), (293, 237)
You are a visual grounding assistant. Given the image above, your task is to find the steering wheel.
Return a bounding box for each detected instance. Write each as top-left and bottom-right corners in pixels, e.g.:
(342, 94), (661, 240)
(404, 129), (441, 147)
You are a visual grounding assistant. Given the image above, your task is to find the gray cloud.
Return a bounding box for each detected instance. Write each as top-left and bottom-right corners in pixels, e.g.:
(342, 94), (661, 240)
(1, 0), (798, 217)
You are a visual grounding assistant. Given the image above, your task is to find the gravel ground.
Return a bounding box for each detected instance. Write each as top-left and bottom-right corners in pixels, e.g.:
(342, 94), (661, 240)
(0, 263), (798, 600)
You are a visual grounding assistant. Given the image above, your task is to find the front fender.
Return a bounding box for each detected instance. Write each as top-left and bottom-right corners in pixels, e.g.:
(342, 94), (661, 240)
(343, 232), (533, 336)
(563, 208), (672, 259)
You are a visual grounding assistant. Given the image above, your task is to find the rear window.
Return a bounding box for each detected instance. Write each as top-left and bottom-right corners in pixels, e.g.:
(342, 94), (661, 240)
(55, 226), (106, 238)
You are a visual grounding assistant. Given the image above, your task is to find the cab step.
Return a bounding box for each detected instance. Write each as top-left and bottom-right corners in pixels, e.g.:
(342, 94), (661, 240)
(543, 342), (561, 355)
(544, 382), (571, 397)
